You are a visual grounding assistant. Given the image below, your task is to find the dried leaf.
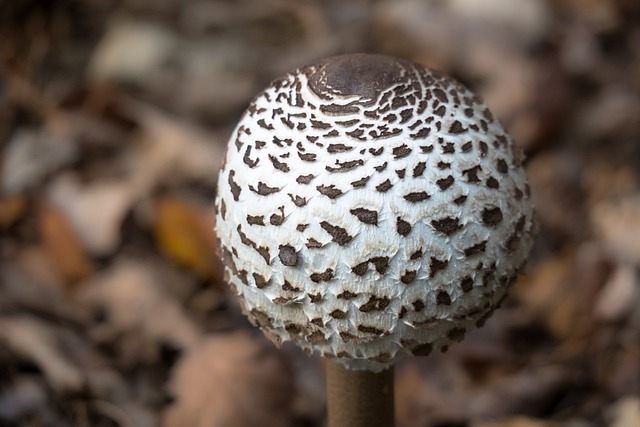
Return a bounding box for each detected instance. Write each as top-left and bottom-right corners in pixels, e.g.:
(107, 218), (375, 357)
(0, 316), (84, 391)
(47, 174), (135, 256)
(0, 195), (26, 229)
(163, 333), (293, 427)
(76, 260), (201, 351)
(153, 197), (221, 280)
(38, 202), (94, 286)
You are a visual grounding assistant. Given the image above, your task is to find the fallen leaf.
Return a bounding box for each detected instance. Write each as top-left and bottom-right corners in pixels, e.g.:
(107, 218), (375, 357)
(47, 173), (135, 256)
(76, 260), (201, 352)
(0, 316), (84, 391)
(607, 397), (640, 427)
(595, 265), (638, 322)
(38, 202), (94, 287)
(0, 195), (26, 229)
(163, 332), (293, 427)
(1, 126), (78, 193)
(153, 196), (221, 280)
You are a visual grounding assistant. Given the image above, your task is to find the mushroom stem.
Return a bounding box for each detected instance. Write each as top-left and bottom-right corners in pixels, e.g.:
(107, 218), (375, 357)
(326, 360), (394, 427)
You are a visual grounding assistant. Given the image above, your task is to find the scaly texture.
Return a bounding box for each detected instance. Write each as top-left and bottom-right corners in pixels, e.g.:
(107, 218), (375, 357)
(215, 54), (535, 371)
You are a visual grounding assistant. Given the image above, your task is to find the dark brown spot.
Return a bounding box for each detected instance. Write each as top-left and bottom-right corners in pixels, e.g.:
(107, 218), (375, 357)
(228, 170), (241, 201)
(279, 245), (298, 267)
(371, 257), (390, 274)
(437, 161), (451, 169)
(401, 270), (417, 284)
(308, 293), (322, 303)
(479, 141), (488, 157)
(306, 238), (322, 249)
(486, 177), (499, 189)
(310, 318), (324, 327)
(374, 162), (387, 172)
(463, 241), (487, 257)
(412, 299), (425, 312)
(306, 331), (326, 343)
(396, 169), (406, 179)
(431, 217), (462, 235)
(270, 206), (285, 226)
(482, 207), (503, 225)
(413, 162), (426, 177)
(257, 118), (273, 130)
(338, 290), (359, 300)
(392, 144), (412, 159)
(347, 129), (365, 139)
(433, 88), (448, 103)
(376, 179), (393, 193)
(420, 144), (434, 153)
(253, 273), (269, 289)
(399, 306), (408, 319)
(460, 276), (474, 292)
(330, 309), (346, 319)
(320, 221), (353, 245)
(352, 262), (368, 276)
(370, 353), (392, 363)
(496, 158), (508, 174)
(461, 141), (473, 152)
(447, 327), (466, 342)
(358, 325), (384, 335)
(317, 184), (343, 199)
(359, 296), (390, 312)
(396, 217), (411, 236)
(404, 192), (430, 202)
(327, 144), (353, 153)
(453, 195), (467, 205)
(269, 155), (290, 172)
(282, 281), (301, 292)
(449, 120), (466, 134)
(298, 152), (317, 162)
(463, 165), (481, 183)
(434, 105), (446, 117)
(368, 147), (383, 156)
(437, 291), (451, 306)
(411, 127), (431, 139)
(350, 208), (378, 225)
(339, 332), (358, 343)
(250, 181), (281, 196)
(351, 176), (370, 188)
(442, 142), (455, 153)
(326, 159), (364, 172)
(310, 268), (334, 283)
(287, 194), (306, 207)
(243, 146), (259, 167)
(247, 215), (264, 225)
(310, 119), (331, 129)
(296, 223), (309, 232)
(410, 248), (422, 260)
(436, 175), (455, 190)
(219, 198), (227, 220)
(430, 257), (448, 277)
(296, 174), (314, 184)
(411, 343), (433, 356)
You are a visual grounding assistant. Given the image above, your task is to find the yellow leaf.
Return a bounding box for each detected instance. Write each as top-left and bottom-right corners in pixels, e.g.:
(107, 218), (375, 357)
(154, 197), (221, 279)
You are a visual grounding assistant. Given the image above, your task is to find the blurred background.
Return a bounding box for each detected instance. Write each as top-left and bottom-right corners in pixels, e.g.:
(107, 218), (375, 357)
(1, 0), (639, 426)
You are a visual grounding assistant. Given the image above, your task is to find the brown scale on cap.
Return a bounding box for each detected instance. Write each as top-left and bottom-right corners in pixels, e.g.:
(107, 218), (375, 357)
(214, 53), (536, 371)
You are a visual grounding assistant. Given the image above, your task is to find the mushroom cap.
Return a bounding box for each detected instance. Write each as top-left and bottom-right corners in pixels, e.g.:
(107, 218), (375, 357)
(215, 53), (535, 371)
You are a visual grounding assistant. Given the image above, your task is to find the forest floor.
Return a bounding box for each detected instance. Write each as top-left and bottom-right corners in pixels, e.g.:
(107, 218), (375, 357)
(1, 1), (639, 426)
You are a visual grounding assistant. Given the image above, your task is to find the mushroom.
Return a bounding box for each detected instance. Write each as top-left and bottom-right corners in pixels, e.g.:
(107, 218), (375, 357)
(214, 53), (536, 427)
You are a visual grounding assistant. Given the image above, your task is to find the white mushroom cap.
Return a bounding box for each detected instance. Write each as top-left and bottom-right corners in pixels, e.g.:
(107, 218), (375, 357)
(215, 53), (535, 371)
